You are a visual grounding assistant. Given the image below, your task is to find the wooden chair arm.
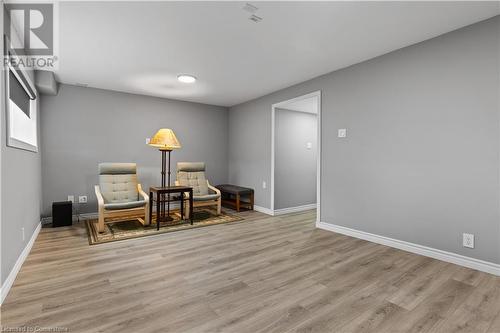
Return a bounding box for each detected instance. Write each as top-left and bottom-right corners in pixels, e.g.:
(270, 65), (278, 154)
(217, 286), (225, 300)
(207, 181), (221, 196)
(95, 185), (105, 208)
(137, 183), (149, 202)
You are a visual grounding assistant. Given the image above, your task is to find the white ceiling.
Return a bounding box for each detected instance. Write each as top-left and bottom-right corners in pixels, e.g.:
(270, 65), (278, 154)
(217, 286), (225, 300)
(55, 1), (499, 107)
(280, 96), (318, 114)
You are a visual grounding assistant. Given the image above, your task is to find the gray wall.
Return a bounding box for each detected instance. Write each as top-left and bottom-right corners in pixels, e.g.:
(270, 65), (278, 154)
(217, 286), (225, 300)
(1, 2), (43, 285)
(229, 17), (500, 264)
(275, 108), (317, 209)
(40, 84), (228, 216)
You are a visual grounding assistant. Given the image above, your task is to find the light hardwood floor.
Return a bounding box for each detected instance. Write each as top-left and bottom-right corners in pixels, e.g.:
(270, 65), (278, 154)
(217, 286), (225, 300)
(1, 210), (500, 332)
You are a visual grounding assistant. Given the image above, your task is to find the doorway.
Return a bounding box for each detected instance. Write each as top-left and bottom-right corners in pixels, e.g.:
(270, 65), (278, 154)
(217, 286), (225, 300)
(271, 91), (321, 222)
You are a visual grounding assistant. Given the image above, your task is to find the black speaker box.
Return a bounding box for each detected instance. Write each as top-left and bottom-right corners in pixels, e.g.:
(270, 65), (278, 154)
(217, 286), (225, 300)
(52, 201), (72, 227)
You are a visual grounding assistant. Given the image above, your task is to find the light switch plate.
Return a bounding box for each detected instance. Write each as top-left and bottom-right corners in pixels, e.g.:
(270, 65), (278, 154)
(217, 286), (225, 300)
(68, 195), (74, 203)
(306, 142), (312, 150)
(338, 129), (347, 138)
(463, 233), (474, 249)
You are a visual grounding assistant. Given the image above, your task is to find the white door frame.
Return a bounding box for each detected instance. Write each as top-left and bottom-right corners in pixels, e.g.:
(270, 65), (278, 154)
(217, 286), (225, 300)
(271, 90), (321, 222)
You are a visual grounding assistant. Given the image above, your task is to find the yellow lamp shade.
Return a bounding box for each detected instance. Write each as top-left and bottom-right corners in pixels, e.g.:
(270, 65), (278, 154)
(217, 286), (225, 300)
(148, 128), (181, 151)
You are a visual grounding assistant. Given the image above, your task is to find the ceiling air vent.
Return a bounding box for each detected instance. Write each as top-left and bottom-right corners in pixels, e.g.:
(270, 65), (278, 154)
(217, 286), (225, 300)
(243, 3), (258, 14)
(249, 14), (262, 23)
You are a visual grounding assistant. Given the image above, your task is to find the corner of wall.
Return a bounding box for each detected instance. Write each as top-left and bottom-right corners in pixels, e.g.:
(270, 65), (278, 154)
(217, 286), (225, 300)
(0, 1), (43, 297)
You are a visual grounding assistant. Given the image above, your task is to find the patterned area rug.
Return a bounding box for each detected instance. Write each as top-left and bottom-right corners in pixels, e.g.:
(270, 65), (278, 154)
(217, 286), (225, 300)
(85, 208), (243, 245)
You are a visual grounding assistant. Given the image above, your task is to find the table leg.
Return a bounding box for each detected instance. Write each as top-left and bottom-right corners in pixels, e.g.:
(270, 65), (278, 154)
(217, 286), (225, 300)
(160, 193), (163, 224)
(167, 193), (170, 219)
(160, 194), (163, 222)
(180, 192), (184, 221)
(189, 189), (193, 225)
(156, 193), (161, 231)
(149, 191), (153, 225)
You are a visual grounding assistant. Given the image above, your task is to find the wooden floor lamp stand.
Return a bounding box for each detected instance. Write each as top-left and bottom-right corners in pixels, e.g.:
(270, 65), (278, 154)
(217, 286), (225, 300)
(159, 149), (173, 222)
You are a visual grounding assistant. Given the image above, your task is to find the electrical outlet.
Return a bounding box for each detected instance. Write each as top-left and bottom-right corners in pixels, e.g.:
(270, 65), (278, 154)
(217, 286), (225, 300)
(262, 181), (267, 189)
(79, 195), (88, 204)
(463, 233), (474, 249)
(306, 142), (312, 150)
(21, 227), (25, 241)
(338, 129), (347, 138)
(68, 195), (74, 203)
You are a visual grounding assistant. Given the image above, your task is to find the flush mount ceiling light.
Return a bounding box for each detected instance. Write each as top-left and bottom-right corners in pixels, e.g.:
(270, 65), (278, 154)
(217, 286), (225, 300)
(177, 74), (197, 83)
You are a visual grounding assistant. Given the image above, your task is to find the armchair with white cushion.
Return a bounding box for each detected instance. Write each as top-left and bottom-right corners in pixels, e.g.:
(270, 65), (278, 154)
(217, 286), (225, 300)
(94, 163), (149, 233)
(175, 162), (221, 217)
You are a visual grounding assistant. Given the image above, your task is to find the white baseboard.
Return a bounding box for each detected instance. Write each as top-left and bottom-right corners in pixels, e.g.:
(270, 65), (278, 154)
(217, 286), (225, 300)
(254, 204), (317, 216)
(0, 222), (41, 305)
(316, 221), (500, 276)
(41, 212), (98, 224)
(274, 203), (317, 216)
(254, 205), (274, 216)
(80, 212), (98, 219)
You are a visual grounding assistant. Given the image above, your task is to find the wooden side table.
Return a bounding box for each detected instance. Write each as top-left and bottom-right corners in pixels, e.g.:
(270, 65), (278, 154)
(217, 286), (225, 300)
(216, 184), (254, 212)
(150, 186), (193, 230)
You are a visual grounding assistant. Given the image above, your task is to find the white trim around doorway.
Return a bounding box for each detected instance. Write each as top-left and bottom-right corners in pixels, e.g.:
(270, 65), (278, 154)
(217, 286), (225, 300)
(271, 91), (321, 221)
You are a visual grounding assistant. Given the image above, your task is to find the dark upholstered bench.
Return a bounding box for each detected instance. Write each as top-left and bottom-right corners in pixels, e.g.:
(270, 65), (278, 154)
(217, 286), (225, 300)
(215, 184), (254, 212)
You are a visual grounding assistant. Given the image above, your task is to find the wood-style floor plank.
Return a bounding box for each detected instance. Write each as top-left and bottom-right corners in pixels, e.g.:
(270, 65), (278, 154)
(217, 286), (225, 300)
(1, 209), (499, 332)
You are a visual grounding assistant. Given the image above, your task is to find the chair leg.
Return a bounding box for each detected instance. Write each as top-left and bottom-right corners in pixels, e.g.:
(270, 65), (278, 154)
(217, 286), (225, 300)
(98, 211), (105, 233)
(185, 201), (190, 219)
(145, 202), (150, 225)
(217, 199), (221, 215)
